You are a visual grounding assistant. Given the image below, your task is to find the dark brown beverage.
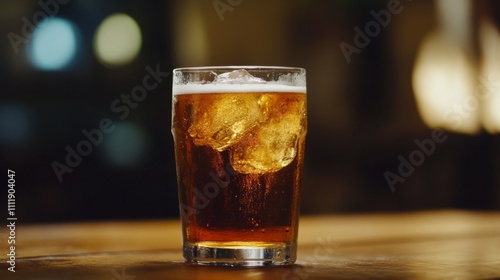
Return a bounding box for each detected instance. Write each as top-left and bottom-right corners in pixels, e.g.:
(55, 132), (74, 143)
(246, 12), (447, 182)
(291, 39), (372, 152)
(172, 67), (307, 266)
(172, 92), (307, 247)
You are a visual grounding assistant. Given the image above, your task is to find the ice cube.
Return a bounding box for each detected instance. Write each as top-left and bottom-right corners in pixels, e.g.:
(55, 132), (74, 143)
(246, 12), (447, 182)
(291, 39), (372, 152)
(229, 94), (306, 174)
(214, 69), (266, 84)
(187, 70), (267, 151)
(188, 94), (262, 151)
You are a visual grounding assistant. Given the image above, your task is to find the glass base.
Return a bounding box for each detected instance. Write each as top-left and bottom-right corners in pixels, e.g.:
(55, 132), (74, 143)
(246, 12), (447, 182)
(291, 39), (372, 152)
(183, 241), (296, 267)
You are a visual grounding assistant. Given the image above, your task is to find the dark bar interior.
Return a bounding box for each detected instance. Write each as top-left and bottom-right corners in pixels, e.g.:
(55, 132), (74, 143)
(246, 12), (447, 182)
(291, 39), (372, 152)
(1, 0), (499, 222)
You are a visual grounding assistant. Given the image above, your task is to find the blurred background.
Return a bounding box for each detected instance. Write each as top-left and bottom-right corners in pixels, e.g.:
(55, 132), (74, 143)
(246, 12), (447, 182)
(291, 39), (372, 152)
(1, 0), (499, 223)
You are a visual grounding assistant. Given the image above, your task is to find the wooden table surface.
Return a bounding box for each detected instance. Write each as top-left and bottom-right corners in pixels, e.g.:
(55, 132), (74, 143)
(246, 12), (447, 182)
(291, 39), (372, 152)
(1, 210), (500, 279)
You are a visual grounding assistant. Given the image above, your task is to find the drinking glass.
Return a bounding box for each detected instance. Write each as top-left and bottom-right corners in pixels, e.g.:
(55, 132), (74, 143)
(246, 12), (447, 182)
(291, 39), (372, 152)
(171, 66), (307, 266)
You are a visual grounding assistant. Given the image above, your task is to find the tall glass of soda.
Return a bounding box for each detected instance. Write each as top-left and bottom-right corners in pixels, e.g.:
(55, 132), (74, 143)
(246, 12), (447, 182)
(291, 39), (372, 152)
(171, 66), (307, 266)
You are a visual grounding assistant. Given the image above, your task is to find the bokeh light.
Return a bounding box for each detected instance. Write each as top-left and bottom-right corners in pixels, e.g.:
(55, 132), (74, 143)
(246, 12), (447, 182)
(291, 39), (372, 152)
(479, 20), (500, 134)
(412, 32), (479, 135)
(0, 104), (32, 145)
(93, 13), (142, 67)
(28, 17), (78, 71)
(103, 122), (148, 167)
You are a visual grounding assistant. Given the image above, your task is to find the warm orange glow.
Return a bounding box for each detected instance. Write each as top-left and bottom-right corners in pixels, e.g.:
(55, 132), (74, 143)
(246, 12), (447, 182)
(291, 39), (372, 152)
(479, 20), (500, 134)
(412, 32), (479, 134)
(412, 0), (482, 135)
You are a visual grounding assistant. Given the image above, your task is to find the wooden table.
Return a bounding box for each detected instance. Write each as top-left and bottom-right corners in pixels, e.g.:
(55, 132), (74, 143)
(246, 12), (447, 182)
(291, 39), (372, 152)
(1, 210), (500, 279)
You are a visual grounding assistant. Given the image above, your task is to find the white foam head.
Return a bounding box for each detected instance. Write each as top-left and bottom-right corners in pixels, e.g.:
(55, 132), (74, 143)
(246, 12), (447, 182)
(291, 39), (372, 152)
(173, 68), (306, 95)
(173, 84), (306, 95)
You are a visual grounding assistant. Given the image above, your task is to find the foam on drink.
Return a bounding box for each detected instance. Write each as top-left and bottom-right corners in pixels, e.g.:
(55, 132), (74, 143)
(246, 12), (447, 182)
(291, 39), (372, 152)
(173, 84), (306, 96)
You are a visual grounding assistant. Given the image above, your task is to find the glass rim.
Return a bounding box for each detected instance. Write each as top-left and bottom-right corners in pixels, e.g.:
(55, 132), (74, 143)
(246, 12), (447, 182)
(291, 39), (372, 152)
(173, 66), (305, 73)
